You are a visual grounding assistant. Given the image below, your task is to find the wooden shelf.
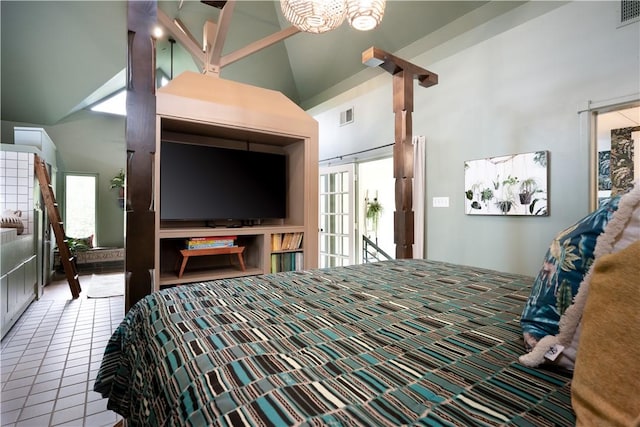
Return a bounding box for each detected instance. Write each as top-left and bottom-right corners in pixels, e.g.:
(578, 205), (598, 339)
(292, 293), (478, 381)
(159, 225), (305, 239)
(154, 74), (318, 290)
(159, 265), (263, 286)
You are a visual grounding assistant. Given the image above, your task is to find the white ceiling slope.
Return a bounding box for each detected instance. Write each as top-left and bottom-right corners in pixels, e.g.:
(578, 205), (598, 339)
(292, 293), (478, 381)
(1, 1), (527, 127)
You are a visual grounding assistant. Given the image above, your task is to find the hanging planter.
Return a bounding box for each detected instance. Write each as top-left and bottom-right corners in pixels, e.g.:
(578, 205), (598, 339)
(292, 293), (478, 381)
(365, 195), (383, 240)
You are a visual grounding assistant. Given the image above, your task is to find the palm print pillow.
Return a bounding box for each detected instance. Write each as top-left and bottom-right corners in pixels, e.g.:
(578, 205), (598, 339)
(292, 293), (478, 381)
(521, 196), (620, 351)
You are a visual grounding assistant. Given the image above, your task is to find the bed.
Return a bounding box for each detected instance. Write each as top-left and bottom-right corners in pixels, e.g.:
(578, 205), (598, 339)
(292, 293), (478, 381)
(94, 259), (574, 426)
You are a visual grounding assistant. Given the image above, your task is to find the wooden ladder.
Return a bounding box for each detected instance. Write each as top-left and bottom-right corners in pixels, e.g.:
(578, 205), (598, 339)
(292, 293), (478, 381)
(34, 155), (82, 299)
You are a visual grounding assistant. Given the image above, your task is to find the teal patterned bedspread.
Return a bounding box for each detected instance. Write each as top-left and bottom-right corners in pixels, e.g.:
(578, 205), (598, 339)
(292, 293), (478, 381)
(94, 259), (574, 426)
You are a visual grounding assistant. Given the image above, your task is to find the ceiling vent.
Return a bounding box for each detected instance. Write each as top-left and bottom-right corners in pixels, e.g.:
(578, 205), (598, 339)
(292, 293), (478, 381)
(619, 0), (640, 26)
(340, 107), (354, 126)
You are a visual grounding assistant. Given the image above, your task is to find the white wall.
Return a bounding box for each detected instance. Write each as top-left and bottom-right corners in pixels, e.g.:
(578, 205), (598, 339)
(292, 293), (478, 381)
(309, 1), (640, 276)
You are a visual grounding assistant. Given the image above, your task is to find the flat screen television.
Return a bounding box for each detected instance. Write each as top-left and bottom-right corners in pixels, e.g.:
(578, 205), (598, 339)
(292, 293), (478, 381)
(160, 141), (287, 223)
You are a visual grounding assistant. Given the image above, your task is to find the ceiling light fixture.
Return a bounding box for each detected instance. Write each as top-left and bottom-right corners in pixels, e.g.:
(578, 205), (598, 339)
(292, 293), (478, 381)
(346, 0), (385, 31)
(281, 0), (346, 34)
(152, 25), (164, 39)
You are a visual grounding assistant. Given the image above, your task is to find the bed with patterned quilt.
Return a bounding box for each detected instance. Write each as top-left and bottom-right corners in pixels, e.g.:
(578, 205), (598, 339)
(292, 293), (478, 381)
(95, 259), (574, 426)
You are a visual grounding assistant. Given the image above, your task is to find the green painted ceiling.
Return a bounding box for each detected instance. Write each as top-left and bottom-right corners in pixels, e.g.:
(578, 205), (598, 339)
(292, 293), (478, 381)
(1, 1), (526, 126)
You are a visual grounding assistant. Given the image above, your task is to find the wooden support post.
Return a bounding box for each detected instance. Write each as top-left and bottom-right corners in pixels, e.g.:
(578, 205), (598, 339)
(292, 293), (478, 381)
(362, 47), (438, 259)
(126, 0), (157, 311)
(393, 72), (414, 259)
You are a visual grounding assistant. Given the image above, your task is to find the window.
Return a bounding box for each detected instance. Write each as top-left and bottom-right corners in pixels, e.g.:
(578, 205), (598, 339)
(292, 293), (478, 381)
(64, 174), (97, 243)
(90, 90), (126, 116)
(88, 71), (169, 117)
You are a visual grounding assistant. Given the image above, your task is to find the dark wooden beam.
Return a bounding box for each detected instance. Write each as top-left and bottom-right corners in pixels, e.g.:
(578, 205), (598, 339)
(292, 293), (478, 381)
(126, 0), (157, 310)
(201, 1), (227, 8)
(362, 47), (438, 259)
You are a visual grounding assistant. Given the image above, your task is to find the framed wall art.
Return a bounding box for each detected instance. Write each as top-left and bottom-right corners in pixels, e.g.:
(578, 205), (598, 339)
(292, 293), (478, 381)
(464, 151), (549, 216)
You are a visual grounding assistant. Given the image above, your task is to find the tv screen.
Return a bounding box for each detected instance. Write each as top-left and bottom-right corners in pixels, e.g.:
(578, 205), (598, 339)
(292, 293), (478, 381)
(160, 141), (287, 222)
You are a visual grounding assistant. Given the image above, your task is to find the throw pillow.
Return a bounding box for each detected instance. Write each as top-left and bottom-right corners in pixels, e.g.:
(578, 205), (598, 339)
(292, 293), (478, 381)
(66, 234), (94, 252)
(571, 240), (640, 426)
(1, 210), (24, 235)
(519, 183), (640, 369)
(520, 196), (620, 351)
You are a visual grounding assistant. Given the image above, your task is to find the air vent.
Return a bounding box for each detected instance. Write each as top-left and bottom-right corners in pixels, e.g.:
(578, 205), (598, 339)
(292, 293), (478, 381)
(340, 107), (354, 126)
(619, 0), (640, 26)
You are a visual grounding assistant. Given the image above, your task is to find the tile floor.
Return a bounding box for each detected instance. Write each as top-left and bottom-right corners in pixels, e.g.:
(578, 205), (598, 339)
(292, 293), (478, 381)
(1, 273), (125, 427)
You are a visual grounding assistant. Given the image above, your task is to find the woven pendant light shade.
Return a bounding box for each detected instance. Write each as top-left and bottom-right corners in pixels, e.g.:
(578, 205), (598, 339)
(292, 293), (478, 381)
(347, 0), (385, 31)
(280, 0), (347, 34)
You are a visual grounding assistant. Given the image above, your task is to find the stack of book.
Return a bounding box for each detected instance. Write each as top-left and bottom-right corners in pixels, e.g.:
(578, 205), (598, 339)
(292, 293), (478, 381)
(185, 236), (236, 250)
(271, 232), (303, 252)
(271, 252), (304, 273)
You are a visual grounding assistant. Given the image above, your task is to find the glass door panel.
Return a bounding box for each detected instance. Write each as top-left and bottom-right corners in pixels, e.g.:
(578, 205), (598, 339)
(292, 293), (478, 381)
(319, 164), (355, 268)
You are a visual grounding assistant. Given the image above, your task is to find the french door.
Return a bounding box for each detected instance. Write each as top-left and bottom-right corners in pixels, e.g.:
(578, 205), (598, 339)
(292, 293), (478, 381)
(319, 164), (355, 268)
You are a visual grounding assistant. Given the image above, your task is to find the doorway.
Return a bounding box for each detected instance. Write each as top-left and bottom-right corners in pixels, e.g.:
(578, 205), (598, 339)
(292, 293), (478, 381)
(319, 157), (397, 267)
(590, 102), (640, 208)
(319, 164), (355, 268)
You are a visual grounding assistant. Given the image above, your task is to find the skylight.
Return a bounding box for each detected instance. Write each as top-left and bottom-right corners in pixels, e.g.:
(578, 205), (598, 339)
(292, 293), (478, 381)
(90, 90), (127, 116)
(89, 75), (170, 117)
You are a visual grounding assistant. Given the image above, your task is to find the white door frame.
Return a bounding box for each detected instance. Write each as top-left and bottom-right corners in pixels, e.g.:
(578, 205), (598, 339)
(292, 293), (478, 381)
(319, 164), (356, 267)
(578, 95), (639, 210)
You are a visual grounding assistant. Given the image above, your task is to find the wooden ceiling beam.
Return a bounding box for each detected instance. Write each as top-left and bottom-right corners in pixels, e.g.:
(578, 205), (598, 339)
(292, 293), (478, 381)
(162, 0), (299, 74)
(157, 9), (204, 69)
(206, 0), (235, 75)
(220, 26), (300, 68)
(362, 47), (438, 88)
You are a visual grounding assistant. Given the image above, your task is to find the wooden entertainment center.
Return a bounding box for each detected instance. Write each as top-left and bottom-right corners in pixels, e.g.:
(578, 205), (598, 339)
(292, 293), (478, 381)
(154, 72), (318, 289)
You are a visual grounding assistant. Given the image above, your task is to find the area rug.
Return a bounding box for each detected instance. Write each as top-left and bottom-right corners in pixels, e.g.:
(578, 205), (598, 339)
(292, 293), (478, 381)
(85, 273), (124, 298)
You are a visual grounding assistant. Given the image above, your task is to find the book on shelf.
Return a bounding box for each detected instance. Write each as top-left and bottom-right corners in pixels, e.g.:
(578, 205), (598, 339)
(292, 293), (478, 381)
(271, 232), (303, 252)
(185, 236), (237, 250)
(186, 243), (236, 250)
(282, 233), (293, 250)
(271, 234), (282, 251)
(271, 251), (304, 273)
(189, 235), (237, 242)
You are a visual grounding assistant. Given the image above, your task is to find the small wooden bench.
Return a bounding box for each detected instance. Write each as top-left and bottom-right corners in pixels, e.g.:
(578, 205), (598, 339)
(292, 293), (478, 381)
(175, 246), (246, 278)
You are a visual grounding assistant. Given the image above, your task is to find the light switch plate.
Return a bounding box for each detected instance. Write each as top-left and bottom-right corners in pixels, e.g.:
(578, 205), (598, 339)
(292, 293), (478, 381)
(432, 197), (450, 208)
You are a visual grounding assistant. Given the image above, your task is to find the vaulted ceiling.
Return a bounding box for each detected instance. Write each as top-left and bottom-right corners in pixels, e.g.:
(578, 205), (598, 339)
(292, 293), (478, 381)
(1, 1), (528, 127)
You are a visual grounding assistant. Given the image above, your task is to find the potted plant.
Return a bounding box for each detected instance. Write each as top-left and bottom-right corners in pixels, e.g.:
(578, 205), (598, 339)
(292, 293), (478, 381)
(366, 196), (383, 241)
(480, 187), (494, 207)
(495, 175), (518, 214)
(110, 169), (125, 208)
(519, 177), (538, 205)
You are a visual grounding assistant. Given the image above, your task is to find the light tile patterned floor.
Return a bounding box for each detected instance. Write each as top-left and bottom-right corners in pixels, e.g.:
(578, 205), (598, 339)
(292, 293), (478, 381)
(1, 274), (124, 427)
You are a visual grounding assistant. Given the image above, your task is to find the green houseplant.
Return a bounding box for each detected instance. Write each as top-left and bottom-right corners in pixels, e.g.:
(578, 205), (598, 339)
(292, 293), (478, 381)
(495, 175), (519, 214)
(110, 169), (125, 209)
(518, 177), (538, 205)
(366, 197), (383, 240)
(110, 169), (125, 190)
